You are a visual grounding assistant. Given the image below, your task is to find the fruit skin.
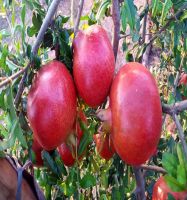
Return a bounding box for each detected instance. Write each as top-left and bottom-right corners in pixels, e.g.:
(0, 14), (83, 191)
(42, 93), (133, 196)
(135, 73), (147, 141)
(32, 137), (43, 167)
(152, 176), (187, 200)
(58, 110), (87, 167)
(27, 60), (77, 150)
(58, 143), (75, 167)
(73, 25), (115, 107)
(93, 133), (115, 160)
(110, 62), (162, 165)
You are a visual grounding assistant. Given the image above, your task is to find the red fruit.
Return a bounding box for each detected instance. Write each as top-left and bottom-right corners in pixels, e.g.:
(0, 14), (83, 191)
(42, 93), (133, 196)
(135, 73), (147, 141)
(58, 110), (87, 167)
(179, 73), (187, 86)
(179, 73), (187, 100)
(110, 62), (162, 165)
(152, 176), (187, 200)
(73, 25), (115, 107)
(27, 61), (77, 150)
(94, 133), (115, 160)
(58, 143), (75, 167)
(32, 138), (43, 167)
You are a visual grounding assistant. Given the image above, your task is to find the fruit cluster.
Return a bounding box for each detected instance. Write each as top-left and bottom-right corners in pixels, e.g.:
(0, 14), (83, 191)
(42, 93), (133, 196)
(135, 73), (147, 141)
(27, 24), (161, 167)
(27, 24), (186, 198)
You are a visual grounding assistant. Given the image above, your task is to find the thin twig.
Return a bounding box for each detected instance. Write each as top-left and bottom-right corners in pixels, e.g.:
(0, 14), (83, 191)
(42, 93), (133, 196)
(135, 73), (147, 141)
(14, 0), (61, 107)
(112, 0), (120, 61)
(141, 5), (148, 45)
(140, 164), (167, 174)
(133, 167), (146, 200)
(120, 34), (131, 39)
(74, 0), (84, 36)
(172, 114), (187, 159)
(0, 67), (26, 89)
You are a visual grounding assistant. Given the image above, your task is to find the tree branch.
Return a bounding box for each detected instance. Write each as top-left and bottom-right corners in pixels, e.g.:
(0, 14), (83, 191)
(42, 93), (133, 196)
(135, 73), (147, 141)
(133, 167), (146, 200)
(140, 164), (167, 174)
(162, 100), (187, 115)
(172, 114), (187, 159)
(112, 0), (120, 61)
(74, 0), (84, 36)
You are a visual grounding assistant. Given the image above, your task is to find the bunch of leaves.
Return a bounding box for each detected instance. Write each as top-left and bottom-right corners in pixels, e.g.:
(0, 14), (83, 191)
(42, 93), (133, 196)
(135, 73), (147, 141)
(162, 143), (187, 192)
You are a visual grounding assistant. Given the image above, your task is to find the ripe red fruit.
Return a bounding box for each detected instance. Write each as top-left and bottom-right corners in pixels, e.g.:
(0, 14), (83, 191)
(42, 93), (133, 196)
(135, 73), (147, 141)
(58, 110), (87, 167)
(32, 137), (43, 167)
(110, 62), (162, 165)
(58, 143), (75, 167)
(152, 176), (187, 200)
(73, 25), (115, 107)
(27, 61), (77, 150)
(93, 133), (115, 160)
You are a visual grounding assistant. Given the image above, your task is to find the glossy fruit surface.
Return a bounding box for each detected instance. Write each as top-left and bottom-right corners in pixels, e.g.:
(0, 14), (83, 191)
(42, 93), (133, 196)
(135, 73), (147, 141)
(152, 176), (187, 200)
(32, 137), (43, 167)
(110, 62), (162, 165)
(58, 143), (75, 167)
(27, 60), (77, 150)
(94, 133), (115, 160)
(73, 25), (115, 107)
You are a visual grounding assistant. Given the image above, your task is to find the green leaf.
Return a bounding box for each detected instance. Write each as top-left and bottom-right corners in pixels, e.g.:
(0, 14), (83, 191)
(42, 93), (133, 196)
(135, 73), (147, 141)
(32, 12), (42, 32)
(42, 151), (58, 176)
(173, 24), (181, 56)
(80, 173), (96, 189)
(96, 0), (110, 21)
(0, 119), (17, 151)
(60, 182), (76, 197)
(21, 4), (26, 25)
(27, 26), (38, 37)
(162, 152), (178, 176)
(152, 0), (159, 17)
(152, 0), (162, 17)
(78, 122), (94, 156)
(164, 175), (187, 192)
(55, 156), (67, 176)
(125, 0), (136, 30)
(4, 87), (27, 148)
(161, 0), (173, 24)
(112, 187), (121, 200)
(121, 4), (127, 32)
(177, 144), (187, 167)
(177, 165), (186, 185)
(0, 90), (5, 110)
(100, 194), (108, 200)
(55, 15), (69, 26)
